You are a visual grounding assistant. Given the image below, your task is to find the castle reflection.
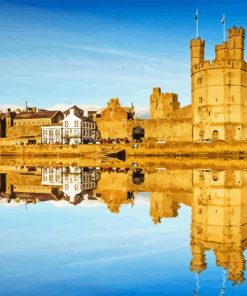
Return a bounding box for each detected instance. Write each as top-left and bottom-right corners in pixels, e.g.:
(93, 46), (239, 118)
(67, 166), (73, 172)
(0, 165), (246, 284)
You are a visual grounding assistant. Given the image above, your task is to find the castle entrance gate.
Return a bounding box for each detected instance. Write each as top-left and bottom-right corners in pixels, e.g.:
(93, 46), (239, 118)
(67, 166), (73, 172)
(212, 130), (219, 140)
(132, 126), (145, 142)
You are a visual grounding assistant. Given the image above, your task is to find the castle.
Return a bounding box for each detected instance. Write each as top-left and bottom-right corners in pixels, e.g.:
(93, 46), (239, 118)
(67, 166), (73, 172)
(95, 26), (247, 142)
(1, 26), (247, 143)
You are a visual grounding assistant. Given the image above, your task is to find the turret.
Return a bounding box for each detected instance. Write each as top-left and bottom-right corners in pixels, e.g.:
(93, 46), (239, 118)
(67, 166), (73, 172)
(215, 42), (229, 61)
(228, 26), (245, 61)
(150, 88), (180, 120)
(190, 38), (205, 68)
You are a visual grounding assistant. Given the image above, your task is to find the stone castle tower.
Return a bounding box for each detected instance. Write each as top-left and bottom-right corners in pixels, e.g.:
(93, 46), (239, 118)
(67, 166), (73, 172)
(191, 27), (247, 141)
(150, 87), (180, 119)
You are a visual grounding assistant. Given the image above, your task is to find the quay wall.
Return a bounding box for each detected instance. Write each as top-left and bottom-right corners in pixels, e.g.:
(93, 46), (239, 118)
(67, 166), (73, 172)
(1, 141), (247, 157)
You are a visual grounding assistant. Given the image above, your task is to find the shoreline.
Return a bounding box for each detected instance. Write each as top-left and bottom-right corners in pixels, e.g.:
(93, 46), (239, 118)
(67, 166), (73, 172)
(1, 141), (247, 158)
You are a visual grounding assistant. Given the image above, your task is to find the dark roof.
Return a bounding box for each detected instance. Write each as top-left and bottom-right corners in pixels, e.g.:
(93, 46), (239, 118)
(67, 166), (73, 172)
(63, 106), (94, 122)
(78, 115), (94, 122)
(15, 192), (58, 201)
(0, 111), (16, 119)
(63, 105), (84, 116)
(15, 110), (59, 120)
(0, 113), (6, 119)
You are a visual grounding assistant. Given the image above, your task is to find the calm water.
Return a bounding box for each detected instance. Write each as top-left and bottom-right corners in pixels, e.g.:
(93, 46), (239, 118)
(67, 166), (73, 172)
(0, 166), (247, 295)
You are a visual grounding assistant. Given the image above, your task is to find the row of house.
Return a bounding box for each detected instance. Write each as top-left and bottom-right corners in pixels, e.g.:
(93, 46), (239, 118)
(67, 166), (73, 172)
(0, 99), (137, 144)
(0, 105), (97, 144)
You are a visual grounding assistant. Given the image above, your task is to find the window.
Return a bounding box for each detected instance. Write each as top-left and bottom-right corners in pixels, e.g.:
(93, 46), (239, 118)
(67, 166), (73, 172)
(199, 97), (202, 103)
(56, 174), (60, 183)
(65, 121), (69, 127)
(197, 77), (202, 84)
(55, 129), (60, 137)
(74, 121), (79, 127)
(65, 184), (69, 190)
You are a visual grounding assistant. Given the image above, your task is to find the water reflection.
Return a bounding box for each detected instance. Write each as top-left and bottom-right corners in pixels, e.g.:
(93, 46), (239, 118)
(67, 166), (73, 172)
(0, 166), (247, 286)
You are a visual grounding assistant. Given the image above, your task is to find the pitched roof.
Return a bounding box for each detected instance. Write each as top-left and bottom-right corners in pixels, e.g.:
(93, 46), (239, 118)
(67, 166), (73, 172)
(63, 105), (84, 116)
(15, 110), (59, 120)
(63, 106), (94, 122)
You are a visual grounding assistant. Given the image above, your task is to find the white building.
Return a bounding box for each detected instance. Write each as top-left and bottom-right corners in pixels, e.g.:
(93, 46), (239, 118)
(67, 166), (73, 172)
(41, 106), (97, 145)
(62, 107), (96, 145)
(41, 125), (62, 144)
(41, 166), (99, 204)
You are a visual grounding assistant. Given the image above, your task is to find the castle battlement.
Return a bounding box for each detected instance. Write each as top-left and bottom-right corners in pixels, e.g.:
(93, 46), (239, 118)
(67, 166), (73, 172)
(191, 26), (245, 73)
(228, 26), (245, 38)
(191, 59), (246, 72)
(190, 38), (205, 48)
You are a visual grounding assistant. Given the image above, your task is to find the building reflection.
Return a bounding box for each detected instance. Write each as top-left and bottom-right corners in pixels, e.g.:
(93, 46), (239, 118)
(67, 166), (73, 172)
(41, 166), (99, 204)
(190, 169), (247, 284)
(0, 166), (247, 284)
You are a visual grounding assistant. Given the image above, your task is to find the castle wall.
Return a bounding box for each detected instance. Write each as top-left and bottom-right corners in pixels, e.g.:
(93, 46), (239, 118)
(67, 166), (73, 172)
(6, 124), (43, 142)
(169, 104), (192, 120)
(96, 118), (192, 141)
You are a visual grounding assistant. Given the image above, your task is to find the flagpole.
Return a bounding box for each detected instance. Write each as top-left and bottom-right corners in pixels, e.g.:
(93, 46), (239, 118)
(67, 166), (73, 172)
(222, 14), (226, 41)
(223, 14), (226, 41)
(196, 9), (199, 39)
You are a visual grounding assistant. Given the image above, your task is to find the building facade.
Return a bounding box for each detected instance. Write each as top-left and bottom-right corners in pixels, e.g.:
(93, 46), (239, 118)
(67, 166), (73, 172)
(41, 106), (97, 144)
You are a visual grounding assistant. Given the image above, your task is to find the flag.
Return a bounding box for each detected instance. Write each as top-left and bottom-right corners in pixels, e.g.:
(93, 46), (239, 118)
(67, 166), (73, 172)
(221, 14), (225, 24)
(195, 9), (198, 20)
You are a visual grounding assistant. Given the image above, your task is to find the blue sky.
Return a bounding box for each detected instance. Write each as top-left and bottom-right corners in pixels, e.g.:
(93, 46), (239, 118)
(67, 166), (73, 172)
(0, 0), (247, 111)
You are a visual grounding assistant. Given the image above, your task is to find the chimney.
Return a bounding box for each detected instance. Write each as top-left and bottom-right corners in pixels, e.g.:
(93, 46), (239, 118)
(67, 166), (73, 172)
(69, 108), (74, 115)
